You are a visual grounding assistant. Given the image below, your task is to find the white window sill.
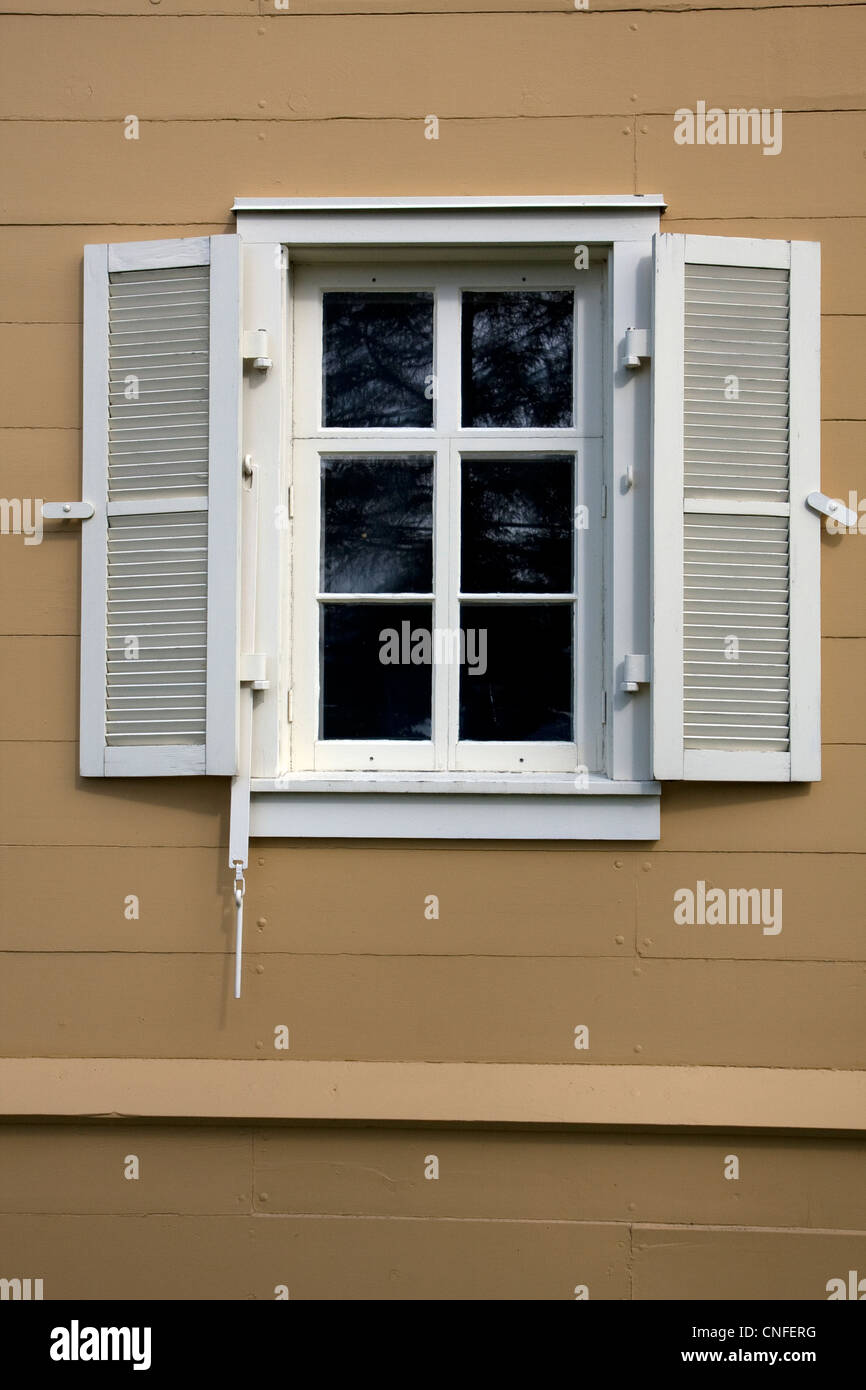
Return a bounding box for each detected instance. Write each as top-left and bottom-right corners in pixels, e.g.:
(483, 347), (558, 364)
(249, 774), (660, 841)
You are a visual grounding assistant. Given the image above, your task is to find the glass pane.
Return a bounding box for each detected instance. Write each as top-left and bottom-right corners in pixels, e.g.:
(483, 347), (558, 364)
(321, 603), (433, 740)
(321, 455), (433, 594)
(459, 604), (573, 741)
(461, 290), (573, 428)
(323, 291), (434, 428)
(461, 455), (573, 593)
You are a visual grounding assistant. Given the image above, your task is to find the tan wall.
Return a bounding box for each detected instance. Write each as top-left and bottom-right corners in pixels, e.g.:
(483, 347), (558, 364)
(0, 0), (863, 1299)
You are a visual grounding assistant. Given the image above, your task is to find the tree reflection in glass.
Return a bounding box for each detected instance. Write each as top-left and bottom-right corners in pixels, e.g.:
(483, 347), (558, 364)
(323, 292), (434, 428)
(461, 290), (574, 428)
(320, 455), (434, 594)
(461, 456), (573, 594)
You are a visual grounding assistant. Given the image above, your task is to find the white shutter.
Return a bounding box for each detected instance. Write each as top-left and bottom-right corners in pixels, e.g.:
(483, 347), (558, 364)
(652, 234), (821, 782)
(80, 236), (242, 776)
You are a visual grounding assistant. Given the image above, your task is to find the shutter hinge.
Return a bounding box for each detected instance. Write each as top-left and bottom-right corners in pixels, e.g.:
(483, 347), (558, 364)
(243, 328), (273, 372)
(602, 691), (607, 725)
(287, 688), (294, 722)
(288, 485), (294, 519)
(601, 484), (608, 520)
(622, 327), (651, 370)
(621, 654), (651, 693)
(239, 653), (269, 690)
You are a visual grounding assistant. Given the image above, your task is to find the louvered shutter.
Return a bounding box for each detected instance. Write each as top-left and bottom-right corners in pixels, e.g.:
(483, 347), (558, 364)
(80, 236), (242, 776)
(651, 235), (821, 781)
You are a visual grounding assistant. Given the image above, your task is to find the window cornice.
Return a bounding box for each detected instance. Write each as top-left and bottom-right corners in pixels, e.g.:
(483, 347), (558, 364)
(232, 194), (665, 246)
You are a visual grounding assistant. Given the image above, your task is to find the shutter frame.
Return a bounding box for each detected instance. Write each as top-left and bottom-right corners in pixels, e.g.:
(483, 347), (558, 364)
(651, 233), (821, 783)
(80, 235), (242, 776)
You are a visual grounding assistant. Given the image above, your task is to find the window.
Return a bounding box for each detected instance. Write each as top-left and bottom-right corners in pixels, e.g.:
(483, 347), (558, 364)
(76, 199), (823, 842)
(290, 262), (603, 775)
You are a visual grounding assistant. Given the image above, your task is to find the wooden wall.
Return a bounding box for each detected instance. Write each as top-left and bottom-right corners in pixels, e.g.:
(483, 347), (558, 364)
(0, 0), (863, 1298)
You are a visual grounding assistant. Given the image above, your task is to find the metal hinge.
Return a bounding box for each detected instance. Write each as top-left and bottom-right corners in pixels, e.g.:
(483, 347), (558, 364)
(621, 654), (651, 693)
(602, 691), (607, 725)
(288, 485), (294, 519)
(239, 653), (269, 690)
(601, 484), (608, 520)
(243, 328), (273, 372)
(287, 688), (294, 722)
(622, 327), (651, 370)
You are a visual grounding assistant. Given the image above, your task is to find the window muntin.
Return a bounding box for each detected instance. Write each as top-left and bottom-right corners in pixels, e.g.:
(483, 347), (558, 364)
(290, 261), (604, 775)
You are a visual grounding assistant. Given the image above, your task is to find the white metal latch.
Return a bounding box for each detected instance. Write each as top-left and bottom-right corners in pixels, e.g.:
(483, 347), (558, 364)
(621, 653), (651, 693)
(622, 327), (651, 370)
(243, 328), (272, 372)
(806, 492), (858, 528)
(42, 502), (94, 521)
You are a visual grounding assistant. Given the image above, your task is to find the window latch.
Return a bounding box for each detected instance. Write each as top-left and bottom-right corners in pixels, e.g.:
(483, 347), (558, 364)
(243, 328), (272, 372)
(621, 653), (650, 693)
(806, 492), (858, 528)
(622, 327), (651, 370)
(41, 502), (94, 521)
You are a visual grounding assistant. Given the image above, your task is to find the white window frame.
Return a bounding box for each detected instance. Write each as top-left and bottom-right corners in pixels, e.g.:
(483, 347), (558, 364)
(234, 197), (664, 840)
(291, 259), (603, 776)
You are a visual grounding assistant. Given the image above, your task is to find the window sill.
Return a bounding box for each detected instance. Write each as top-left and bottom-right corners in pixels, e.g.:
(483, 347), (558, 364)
(249, 774), (660, 841)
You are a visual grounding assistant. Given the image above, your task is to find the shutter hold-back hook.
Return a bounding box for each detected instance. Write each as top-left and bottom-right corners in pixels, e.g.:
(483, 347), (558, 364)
(232, 862), (246, 1000)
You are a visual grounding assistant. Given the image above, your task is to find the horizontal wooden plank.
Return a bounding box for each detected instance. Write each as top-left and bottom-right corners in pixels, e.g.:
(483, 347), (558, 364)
(0, 1211), (629, 1299)
(0, 844), (635, 954)
(0, 1124), (252, 1214)
(659, 747), (866, 852)
(1, 845), (862, 960)
(4, 1059), (866, 1130)
(637, 113), (866, 219)
(0, 639), (78, 739)
(633, 1227), (866, 1300)
(634, 853), (866, 961)
(0, 0), (259, 10)
(821, 422), (866, 638)
(0, 742), (224, 847)
(0, 0), (857, 12)
(0, 226), (226, 325)
(253, 1128), (866, 1227)
(0, 324), (79, 427)
(2, 11), (863, 120)
(1, 1120), (863, 1227)
(0, 426), (81, 497)
(0, 117), (635, 224)
(0, 954), (861, 1063)
(823, 640), (866, 743)
(823, 316), (863, 421)
(0, 525), (80, 636)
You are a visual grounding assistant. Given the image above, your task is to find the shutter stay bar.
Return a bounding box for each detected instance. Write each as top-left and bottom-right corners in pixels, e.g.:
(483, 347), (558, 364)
(229, 454), (268, 1000)
(42, 502), (94, 521)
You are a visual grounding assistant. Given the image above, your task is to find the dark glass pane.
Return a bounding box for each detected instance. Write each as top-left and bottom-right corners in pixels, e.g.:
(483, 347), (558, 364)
(461, 456), (573, 593)
(459, 604), (573, 741)
(321, 603), (432, 740)
(461, 290), (573, 428)
(321, 455), (433, 594)
(323, 292), (434, 428)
